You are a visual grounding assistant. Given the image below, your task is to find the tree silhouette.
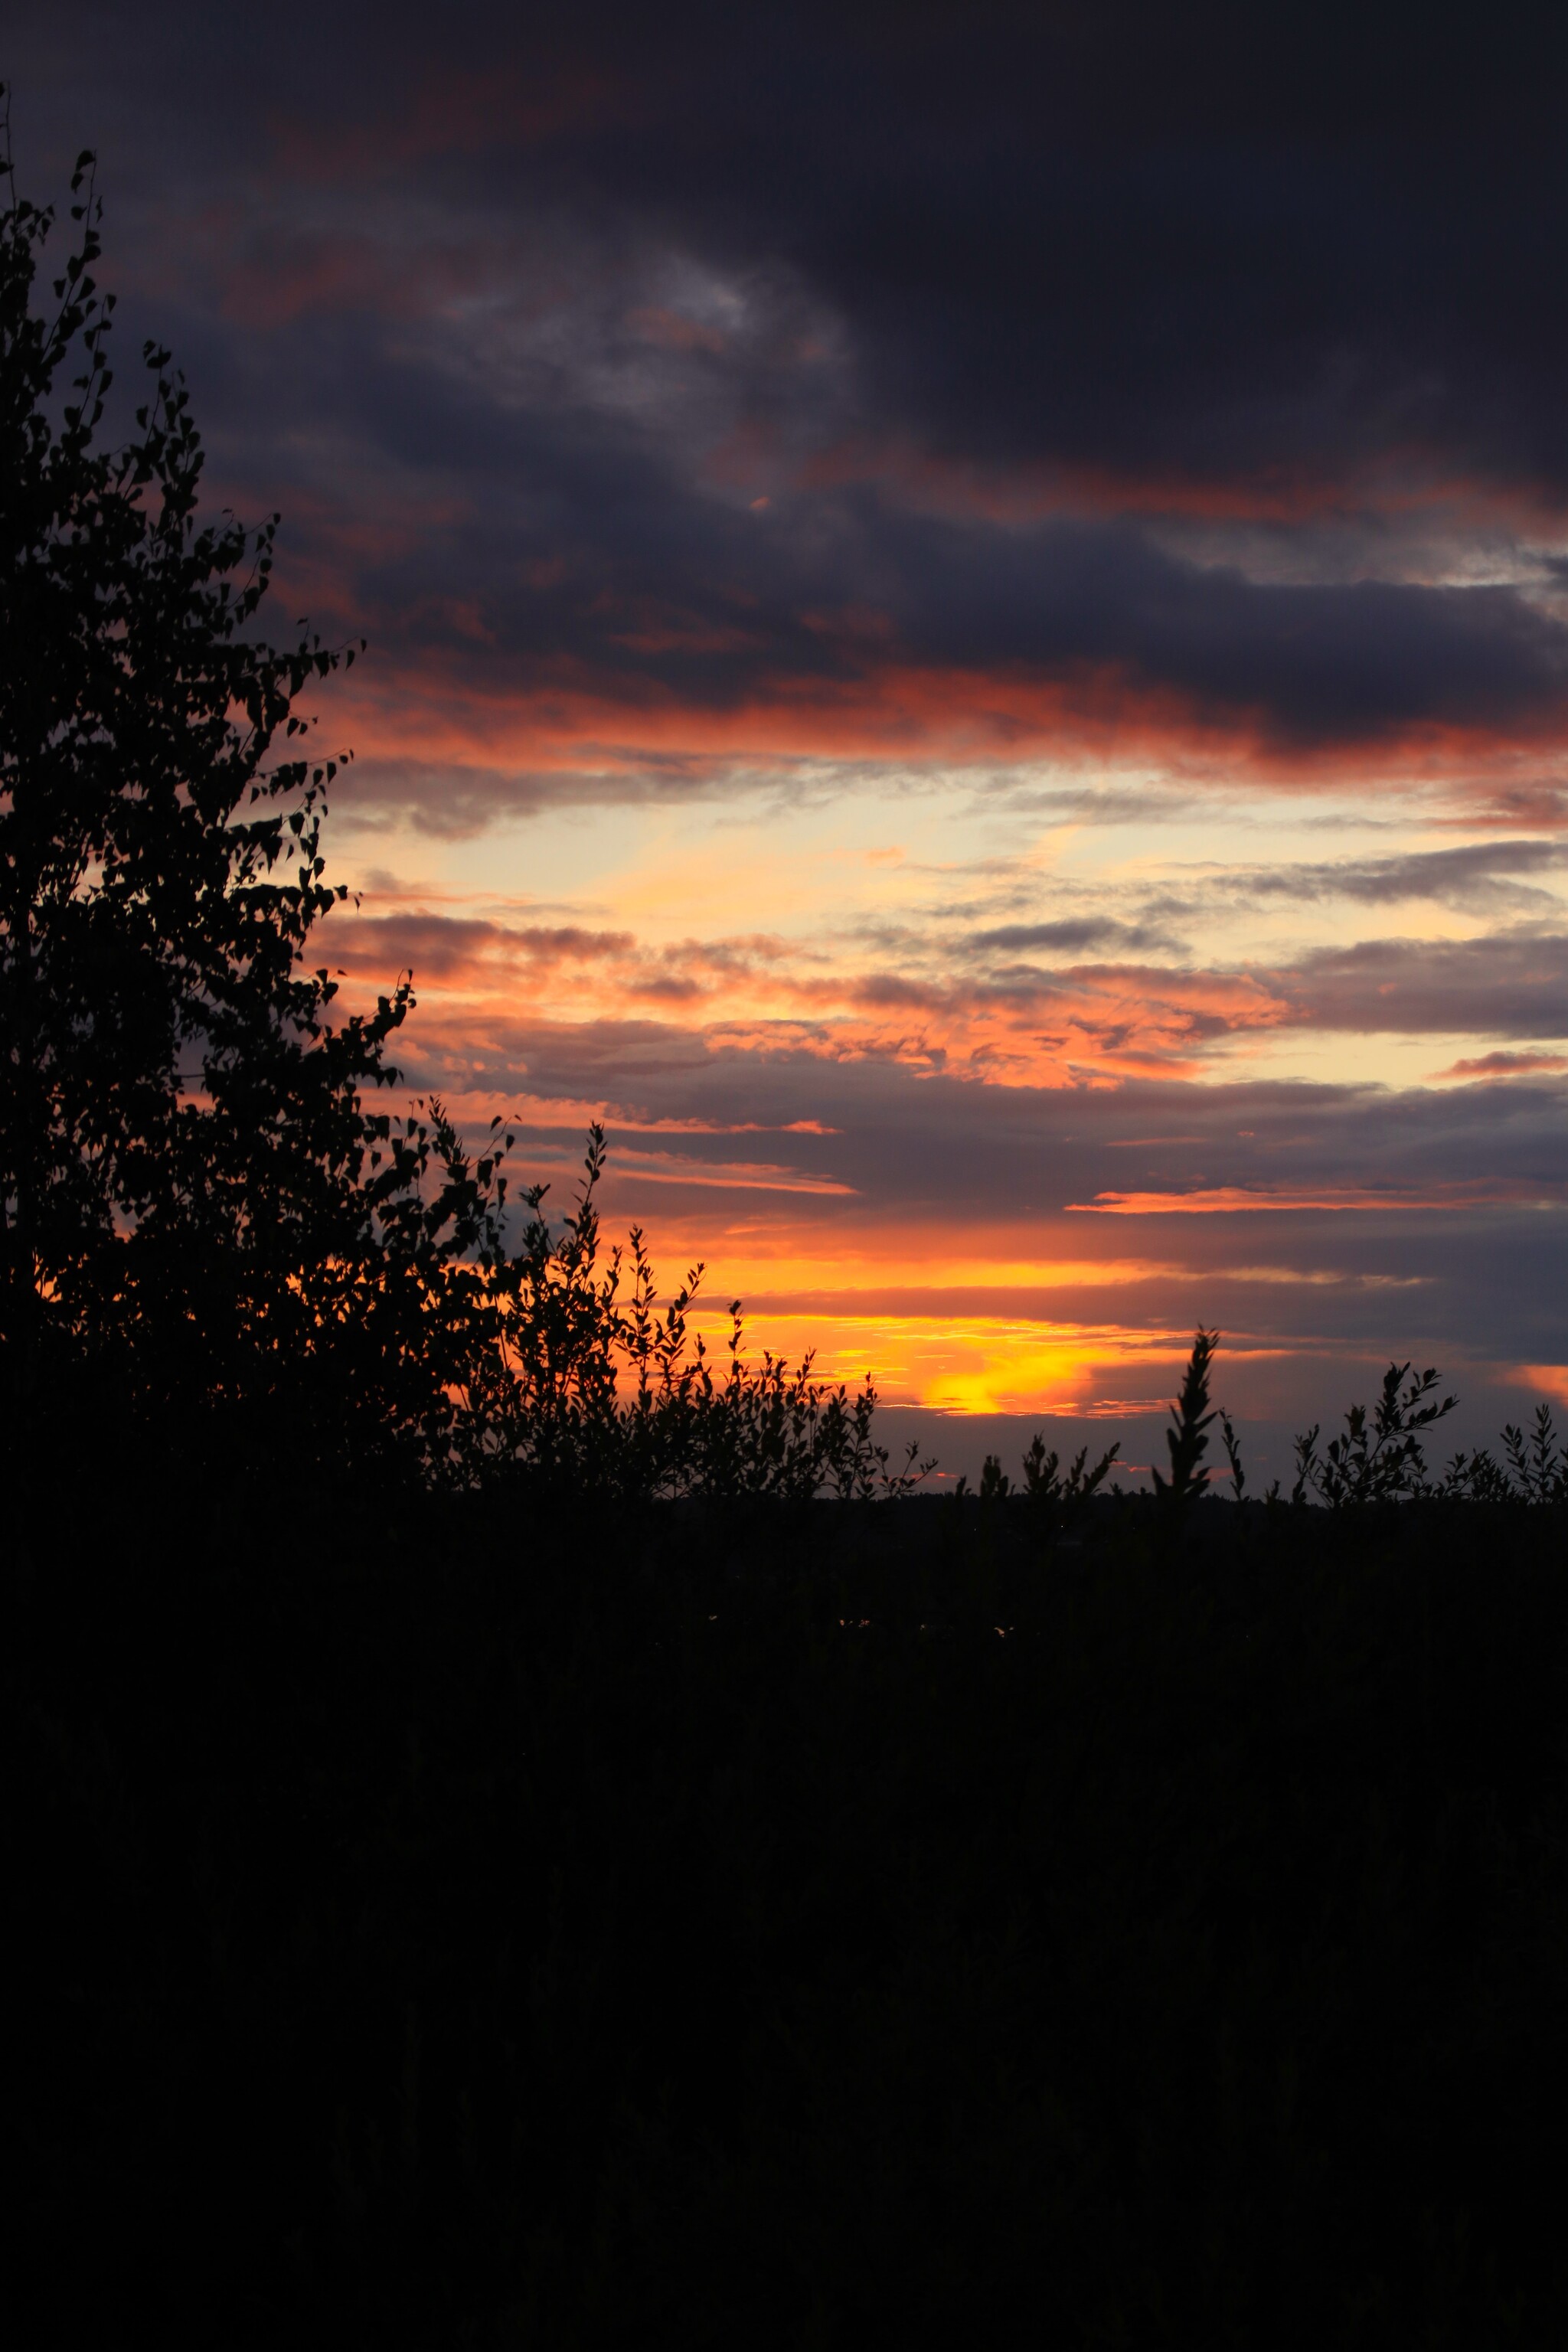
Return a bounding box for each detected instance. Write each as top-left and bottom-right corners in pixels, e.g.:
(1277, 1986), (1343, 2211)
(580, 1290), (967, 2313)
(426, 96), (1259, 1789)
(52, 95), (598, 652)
(0, 119), (515, 1504)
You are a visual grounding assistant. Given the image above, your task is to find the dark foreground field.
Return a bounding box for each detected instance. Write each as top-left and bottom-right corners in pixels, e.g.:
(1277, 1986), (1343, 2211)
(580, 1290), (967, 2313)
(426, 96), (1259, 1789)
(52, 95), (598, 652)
(9, 1489), (1568, 2348)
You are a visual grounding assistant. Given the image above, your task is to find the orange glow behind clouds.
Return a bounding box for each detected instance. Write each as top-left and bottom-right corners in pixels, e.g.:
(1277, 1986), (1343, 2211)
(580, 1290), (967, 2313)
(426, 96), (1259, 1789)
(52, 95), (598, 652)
(677, 1307), (1220, 1416)
(320, 903), (1295, 1087)
(323, 652), (1568, 792)
(1070, 1183), (1557, 1214)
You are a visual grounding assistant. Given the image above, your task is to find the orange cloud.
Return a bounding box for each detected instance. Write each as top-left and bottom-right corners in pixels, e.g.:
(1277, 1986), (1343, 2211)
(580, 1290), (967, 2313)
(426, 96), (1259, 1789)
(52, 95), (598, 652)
(1072, 1181), (1562, 1214)
(313, 655), (1568, 809)
(318, 897), (1308, 1091)
(318, 895), (1568, 1103)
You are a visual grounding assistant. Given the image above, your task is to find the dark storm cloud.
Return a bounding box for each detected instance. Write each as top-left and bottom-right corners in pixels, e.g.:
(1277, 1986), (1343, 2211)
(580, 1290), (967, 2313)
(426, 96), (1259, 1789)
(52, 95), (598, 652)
(263, 416), (1568, 764)
(11, 2), (1568, 793)
(159, 0), (1568, 501)
(127, 218), (1568, 766)
(81, 0), (1559, 498)
(190, 269), (1568, 750)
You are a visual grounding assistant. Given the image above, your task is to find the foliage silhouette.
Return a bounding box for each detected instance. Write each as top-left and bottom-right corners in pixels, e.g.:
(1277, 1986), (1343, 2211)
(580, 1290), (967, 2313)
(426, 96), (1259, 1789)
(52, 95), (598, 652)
(1152, 1325), (1219, 1511)
(1423, 1401), (1568, 1505)
(1019, 1430), (1120, 1534)
(1149, 1340), (1568, 1514)
(465, 1123), (933, 1501)
(1501, 1403), (1568, 1501)
(1291, 1362), (1459, 1507)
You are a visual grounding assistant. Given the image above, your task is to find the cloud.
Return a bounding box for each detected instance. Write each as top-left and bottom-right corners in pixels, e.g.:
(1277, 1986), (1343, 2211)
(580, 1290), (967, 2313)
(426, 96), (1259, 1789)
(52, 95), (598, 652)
(21, 2), (1568, 514)
(323, 893), (1568, 1100)
(292, 486), (1568, 799)
(23, 129), (1563, 805)
(1430, 1049), (1568, 1080)
(1070, 1183), (1549, 1214)
(1284, 933), (1568, 1036)
(1180, 839), (1568, 918)
(20, 7), (1568, 823)
(965, 918), (1179, 957)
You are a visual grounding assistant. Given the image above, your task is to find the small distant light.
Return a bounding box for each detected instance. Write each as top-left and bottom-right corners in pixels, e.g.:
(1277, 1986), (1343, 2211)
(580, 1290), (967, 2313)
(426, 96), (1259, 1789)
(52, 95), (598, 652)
(750, 495), (770, 511)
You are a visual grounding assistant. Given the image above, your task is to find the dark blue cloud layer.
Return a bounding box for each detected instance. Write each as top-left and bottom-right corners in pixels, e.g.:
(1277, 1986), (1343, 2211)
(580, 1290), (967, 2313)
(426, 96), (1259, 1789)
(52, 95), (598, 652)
(11, 5), (1568, 773)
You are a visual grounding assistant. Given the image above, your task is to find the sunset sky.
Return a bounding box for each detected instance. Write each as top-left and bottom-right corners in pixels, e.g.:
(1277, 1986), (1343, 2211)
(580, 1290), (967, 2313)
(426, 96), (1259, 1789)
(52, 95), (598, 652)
(15, 3), (1568, 1478)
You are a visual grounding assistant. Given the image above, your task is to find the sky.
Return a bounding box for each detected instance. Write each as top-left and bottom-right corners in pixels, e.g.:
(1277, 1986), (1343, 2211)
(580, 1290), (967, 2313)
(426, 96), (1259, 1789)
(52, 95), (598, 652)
(11, 2), (1568, 1480)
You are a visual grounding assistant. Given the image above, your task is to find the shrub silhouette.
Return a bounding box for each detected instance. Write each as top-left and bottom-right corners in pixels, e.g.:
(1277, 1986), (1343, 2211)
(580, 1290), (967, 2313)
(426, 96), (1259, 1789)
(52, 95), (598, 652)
(1019, 1431), (1120, 1532)
(465, 1123), (933, 1501)
(1501, 1403), (1568, 1501)
(1291, 1363), (1459, 1506)
(1155, 1339), (1566, 1513)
